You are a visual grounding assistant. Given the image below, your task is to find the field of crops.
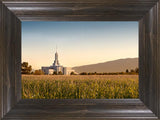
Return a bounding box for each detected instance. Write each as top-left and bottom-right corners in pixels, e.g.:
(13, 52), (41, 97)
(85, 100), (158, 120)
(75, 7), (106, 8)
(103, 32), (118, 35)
(22, 75), (139, 99)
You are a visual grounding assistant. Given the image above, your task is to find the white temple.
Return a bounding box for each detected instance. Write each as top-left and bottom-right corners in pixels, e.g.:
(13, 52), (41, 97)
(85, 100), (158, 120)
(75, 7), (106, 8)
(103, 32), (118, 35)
(42, 51), (75, 75)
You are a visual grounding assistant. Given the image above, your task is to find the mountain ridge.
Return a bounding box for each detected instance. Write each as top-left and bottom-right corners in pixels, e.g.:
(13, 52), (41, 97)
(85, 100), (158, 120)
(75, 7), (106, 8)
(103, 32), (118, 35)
(73, 58), (138, 73)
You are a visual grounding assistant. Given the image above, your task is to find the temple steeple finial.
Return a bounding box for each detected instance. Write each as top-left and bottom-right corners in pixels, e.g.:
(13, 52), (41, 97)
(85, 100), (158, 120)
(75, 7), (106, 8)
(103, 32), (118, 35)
(56, 45), (58, 53)
(53, 45), (60, 66)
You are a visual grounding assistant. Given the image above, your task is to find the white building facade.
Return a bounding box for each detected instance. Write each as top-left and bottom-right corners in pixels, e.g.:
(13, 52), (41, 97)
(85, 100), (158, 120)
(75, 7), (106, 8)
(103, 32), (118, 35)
(42, 51), (75, 75)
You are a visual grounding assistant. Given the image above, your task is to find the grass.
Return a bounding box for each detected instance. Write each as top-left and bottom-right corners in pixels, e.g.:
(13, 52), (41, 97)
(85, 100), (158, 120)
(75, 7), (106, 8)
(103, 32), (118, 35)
(22, 75), (139, 99)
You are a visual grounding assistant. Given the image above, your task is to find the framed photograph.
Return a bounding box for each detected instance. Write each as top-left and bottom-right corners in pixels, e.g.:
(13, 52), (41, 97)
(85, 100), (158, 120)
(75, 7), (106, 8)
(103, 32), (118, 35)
(0, 0), (160, 119)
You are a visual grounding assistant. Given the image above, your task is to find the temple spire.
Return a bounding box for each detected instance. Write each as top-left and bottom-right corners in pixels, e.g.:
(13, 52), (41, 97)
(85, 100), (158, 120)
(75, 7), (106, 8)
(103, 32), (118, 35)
(56, 45), (57, 53)
(53, 46), (60, 66)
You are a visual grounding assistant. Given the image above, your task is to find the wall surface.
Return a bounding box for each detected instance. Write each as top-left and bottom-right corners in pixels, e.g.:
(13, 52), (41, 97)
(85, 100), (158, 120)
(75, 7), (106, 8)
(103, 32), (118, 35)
(0, 0), (160, 119)
(0, 1), (21, 119)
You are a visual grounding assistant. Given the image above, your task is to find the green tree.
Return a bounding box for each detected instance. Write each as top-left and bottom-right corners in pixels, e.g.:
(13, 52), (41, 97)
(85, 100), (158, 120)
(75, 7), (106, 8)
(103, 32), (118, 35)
(135, 68), (139, 73)
(53, 71), (57, 75)
(80, 72), (88, 75)
(130, 69), (135, 73)
(21, 62), (32, 74)
(58, 71), (63, 75)
(70, 72), (76, 75)
(34, 70), (44, 75)
(126, 69), (129, 73)
(94, 72), (97, 75)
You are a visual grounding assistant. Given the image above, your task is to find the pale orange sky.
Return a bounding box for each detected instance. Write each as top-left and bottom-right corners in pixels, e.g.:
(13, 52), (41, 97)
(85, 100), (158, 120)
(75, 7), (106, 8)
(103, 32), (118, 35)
(22, 22), (138, 69)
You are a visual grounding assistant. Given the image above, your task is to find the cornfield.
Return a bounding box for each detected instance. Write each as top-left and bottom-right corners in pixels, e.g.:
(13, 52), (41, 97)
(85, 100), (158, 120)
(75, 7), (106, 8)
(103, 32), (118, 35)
(22, 75), (139, 99)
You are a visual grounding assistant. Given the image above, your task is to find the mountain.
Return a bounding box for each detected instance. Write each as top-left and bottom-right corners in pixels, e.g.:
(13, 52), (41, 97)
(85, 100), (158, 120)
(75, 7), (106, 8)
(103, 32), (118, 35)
(73, 58), (138, 73)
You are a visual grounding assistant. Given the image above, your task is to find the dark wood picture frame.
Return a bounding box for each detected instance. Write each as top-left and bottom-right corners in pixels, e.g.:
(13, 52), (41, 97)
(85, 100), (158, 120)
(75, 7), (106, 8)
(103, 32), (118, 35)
(0, 0), (160, 119)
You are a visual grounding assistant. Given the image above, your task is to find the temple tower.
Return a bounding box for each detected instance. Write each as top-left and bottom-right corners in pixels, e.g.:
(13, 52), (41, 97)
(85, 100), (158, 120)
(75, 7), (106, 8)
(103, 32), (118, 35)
(53, 51), (60, 66)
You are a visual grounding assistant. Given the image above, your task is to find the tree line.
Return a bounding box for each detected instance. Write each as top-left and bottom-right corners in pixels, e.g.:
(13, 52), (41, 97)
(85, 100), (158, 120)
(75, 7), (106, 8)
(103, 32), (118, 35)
(21, 62), (139, 75)
(79, 68), (139, 75)
(21, 62), (44, 75)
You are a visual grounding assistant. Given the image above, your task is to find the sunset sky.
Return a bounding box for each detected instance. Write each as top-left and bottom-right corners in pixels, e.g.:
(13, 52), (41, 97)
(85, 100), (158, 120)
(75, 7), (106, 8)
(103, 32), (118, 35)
(22, 21), (138, 70)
